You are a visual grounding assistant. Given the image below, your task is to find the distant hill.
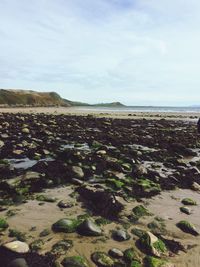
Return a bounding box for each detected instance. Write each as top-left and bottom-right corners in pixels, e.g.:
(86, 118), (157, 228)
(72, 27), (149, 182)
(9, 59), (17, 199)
(0, 89), (125, 107)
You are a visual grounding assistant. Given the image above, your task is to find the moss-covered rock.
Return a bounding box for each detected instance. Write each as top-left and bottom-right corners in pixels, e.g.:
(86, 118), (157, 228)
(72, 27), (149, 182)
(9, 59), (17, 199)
(177, 220), (199, 236)
(147, 220), (167, 235)
(30, 239), (44, 251)
(52, 218), (80, 233)
(181, 198), (197, 206)
(91, 252), (115, 267)
(36, 195), (57, 203)
(52, 240), (73, 254)
(106, 178), (125, 191)
(180, 206), (191, 215)
(131, 228), (146, 238)
(0, 217), (8, 231)
(132, 205), (152, 218)
(9, 229), (26, 241)
(130, 261), (142, 267)
(139, 232), (167, 257)
(133, 178), (161, 197)
(144, 256), (174, 267)
(62, 256), (88, 267)
(77, 219), (102, 236)
(123, 248), (140, 263)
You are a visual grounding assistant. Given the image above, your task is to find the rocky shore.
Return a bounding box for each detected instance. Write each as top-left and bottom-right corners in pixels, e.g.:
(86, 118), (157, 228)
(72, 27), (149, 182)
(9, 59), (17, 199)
(0, 112), (200, 267)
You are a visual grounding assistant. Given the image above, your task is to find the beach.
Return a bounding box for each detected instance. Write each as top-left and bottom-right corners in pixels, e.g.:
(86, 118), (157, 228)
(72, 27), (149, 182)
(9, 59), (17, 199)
(0, 109), (200, 267)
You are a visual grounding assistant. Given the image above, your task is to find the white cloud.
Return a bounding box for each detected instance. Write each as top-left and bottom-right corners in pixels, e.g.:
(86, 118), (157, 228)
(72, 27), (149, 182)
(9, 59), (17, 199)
(0, 0), (200, 105)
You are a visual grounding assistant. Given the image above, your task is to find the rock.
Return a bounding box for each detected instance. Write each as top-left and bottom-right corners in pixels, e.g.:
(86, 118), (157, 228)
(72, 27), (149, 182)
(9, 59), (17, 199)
(8, 258), (29, 267)
(144, 256), (175, 267)
(77, 219), (102, 236)
(30, 239), (44, 251)
(52, 218), (80, 233)
(22, 128), (30, 134)
(180, 206), (192, 215)
(139, 231), (167, 257)
(36, 195), (57, 203)
(177, 220), (199, 236)
(0, 217), (8, 231)
(3, 241), (29, 253)
(57, 200), (74, 209)
(123, 248), (140, 263)
(39, 228), (51, 237)
(112, 229), (130, 241)
(191, 182), (200, 191)
(72, 166), (84, 178)
(0, 140), (4, 148)
(62, 256), (88, 267)
(132, 178), (161, 197)
(108, 248), (123, 258)
(77, 185), (124, 219)
(132, 205), (152, 218)
(133, 164), (148, 176)
(72, 178), (84, 185)
(181, 198), (197, 206)
(91, 252), (115, 267)
(52, 240), (73, 254)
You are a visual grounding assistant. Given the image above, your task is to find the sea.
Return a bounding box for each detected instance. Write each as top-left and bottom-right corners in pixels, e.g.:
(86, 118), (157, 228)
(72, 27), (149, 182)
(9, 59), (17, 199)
(76, 106), (200, 113)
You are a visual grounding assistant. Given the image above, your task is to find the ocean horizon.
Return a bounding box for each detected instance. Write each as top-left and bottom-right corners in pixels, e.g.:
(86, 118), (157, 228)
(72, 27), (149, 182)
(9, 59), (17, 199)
(76, 105), (200, 113)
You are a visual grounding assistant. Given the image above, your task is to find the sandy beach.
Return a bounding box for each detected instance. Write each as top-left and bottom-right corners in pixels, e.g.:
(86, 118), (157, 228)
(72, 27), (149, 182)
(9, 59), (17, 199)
(0, 110), (200, 267)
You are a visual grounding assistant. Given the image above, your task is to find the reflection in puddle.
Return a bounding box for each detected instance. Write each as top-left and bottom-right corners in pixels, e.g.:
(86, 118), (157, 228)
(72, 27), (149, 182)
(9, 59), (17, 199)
(6, 157), (54, 170)
(61, 142), (91, 151)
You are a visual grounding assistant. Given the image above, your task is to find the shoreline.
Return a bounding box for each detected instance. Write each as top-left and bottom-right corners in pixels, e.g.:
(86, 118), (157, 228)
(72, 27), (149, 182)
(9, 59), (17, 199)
(0, 106), (199, 121)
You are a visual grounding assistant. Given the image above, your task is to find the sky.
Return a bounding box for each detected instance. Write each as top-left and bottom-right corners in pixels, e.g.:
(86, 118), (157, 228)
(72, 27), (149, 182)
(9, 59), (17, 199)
(0, 0), (200, 106)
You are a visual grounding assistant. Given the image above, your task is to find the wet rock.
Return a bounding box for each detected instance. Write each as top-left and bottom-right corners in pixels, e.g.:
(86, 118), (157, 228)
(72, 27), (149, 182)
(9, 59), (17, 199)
(191, 182), (200, 191)
(123, 248), (140, 263)
(57, 200), (74, 209)
(3, 241), (29, 253)
(52, 240), (73, 255)
(181, 198), (197, 206)
(132, 179), (161, 197)
(62, 256), (88, 267)
(180, 206), (192, 215)
(30, 239), (44, 252)
(8, 258), (29, 267)
(36, 195), (57, 203)
(22, 128), (30, 134)
(132, 205), (152, 218)
(72, 166), (84, 179)
(52, 218), (80, 233)
(144, 256), (175, 267)
(39, 229), (51, 237)
(177, 220), (199, 236)
(112, 229), (130, 242)
(91, 252), (114, 267)
(0, 217), (8, 231)
(77, 185), (124, 219)
(77, 219), (102, 236)
(133, 164), (148, 176)
(139, 231), (167, 257)
(108, 248), (123, 258)
(0, 140), (4, 148)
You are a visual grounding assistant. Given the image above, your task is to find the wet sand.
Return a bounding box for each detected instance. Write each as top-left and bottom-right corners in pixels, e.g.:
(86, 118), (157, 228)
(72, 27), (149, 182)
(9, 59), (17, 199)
(0, 111), (200, 266)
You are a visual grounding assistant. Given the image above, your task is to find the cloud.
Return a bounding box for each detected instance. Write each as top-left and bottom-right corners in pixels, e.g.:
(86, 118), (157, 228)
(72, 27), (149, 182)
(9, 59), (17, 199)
(0, 0), (200, 105)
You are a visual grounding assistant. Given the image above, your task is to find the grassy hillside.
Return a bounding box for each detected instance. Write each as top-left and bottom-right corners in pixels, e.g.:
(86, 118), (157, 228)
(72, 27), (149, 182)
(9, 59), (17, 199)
(0, 89), (69, 107)
(0, 89), (125, 107)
